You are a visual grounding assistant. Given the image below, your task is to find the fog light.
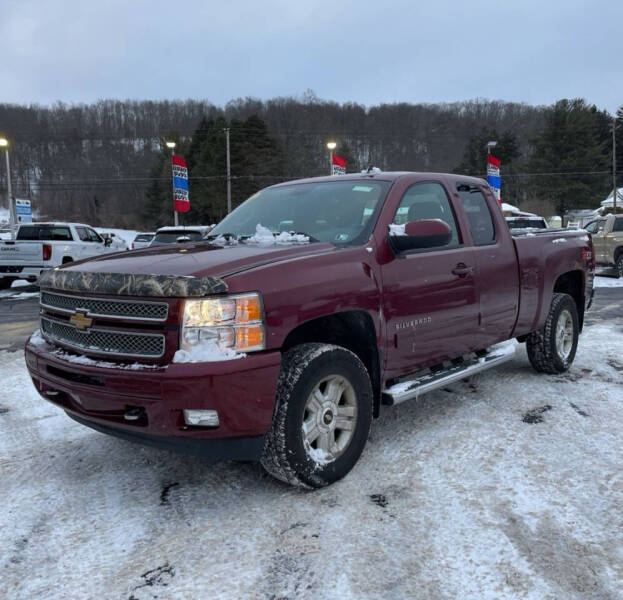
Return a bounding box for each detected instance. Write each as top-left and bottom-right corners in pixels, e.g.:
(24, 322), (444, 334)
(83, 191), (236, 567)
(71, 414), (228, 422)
(183, 409), (219, 427)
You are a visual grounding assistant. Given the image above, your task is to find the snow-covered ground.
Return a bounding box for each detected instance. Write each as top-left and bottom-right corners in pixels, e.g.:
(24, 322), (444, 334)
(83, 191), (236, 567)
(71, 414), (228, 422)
(594, 274), (623, 287)
(1, 321), (622, 598)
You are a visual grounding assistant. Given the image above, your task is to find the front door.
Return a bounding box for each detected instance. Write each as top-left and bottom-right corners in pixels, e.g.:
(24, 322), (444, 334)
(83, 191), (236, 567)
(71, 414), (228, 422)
(380, 181), (479, 379)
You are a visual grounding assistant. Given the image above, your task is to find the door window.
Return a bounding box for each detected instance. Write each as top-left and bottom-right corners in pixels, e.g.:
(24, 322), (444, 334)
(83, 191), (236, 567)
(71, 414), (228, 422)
(75, 226), (90, 241)
(87, 228), (103, 242)
(613, 218), (623, 232)
(457, 185), (496, 246)
(392, 182), (460, 249)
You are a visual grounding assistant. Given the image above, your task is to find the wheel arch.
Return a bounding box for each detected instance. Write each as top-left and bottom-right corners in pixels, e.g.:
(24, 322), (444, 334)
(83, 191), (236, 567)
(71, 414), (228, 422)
(553, 270), (585, 331)
(281, 310), (382, 417)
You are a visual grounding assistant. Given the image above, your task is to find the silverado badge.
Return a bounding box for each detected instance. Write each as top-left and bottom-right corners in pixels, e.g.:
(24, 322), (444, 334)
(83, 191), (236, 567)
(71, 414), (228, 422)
(69, 310), (93, 331)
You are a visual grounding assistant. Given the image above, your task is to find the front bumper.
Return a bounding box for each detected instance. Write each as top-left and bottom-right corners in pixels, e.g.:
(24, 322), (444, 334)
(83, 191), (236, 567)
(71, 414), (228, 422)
(0, 266), (44, 280)
(25, 337), (282, 460)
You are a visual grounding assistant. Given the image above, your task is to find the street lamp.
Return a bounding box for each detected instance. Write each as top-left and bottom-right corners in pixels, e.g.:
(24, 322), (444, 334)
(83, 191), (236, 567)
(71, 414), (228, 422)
(327, 141), (337, 175)
(0, 137), (14, 239)
(164, 141), (179, 225)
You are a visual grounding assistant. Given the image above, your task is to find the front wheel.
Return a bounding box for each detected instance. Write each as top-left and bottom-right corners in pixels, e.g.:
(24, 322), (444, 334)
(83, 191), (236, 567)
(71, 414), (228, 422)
(261, 343), (373, 488)
(526, 293), (579, 374)
(616, 254), (623, 279)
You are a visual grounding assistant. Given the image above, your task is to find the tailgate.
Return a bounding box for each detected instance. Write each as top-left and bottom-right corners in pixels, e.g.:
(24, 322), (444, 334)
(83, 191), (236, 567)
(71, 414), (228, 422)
(0, 241), (43, 265)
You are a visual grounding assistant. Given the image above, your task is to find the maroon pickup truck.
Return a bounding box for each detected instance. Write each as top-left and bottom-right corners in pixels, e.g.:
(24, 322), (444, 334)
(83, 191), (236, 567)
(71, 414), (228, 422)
(25, 172), (595, 487)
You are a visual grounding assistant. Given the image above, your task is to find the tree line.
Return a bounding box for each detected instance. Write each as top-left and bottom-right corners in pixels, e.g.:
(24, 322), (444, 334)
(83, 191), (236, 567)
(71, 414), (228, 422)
(0, 94), (620, 228)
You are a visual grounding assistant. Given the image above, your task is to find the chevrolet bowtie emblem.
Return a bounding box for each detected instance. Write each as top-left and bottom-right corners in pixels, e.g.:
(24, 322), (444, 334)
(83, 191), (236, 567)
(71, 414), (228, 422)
(69, 310), (93, 331)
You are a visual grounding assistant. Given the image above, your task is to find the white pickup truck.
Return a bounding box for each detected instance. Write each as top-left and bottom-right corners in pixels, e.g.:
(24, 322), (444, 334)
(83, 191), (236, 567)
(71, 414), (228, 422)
(0, 222), (117, 289)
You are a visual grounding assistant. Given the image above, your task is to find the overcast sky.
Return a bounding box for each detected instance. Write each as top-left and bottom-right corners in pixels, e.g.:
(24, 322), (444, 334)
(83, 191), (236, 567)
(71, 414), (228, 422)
(1, 0), (621, 113)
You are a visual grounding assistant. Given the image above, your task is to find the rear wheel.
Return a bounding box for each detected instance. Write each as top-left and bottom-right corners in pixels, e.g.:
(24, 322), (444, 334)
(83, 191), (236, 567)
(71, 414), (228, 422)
(615, 253), (623, 279)
(261, 343), (373, 488)
(526, 293), (579, 374)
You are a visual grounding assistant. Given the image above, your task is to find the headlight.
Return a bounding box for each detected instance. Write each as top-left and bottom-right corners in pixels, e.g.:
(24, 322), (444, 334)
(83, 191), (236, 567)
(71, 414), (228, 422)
(180, 293), (265, 353)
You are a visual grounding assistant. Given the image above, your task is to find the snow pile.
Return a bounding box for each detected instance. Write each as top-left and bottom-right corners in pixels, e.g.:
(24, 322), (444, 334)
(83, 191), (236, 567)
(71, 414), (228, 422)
(173, 340), (245, 363)
(94, 228), (138, 249)
(245, 223), (309, 246)
(28, 329), (48, 348)
(211, 235), (239, 246)
(594, 275), (623, 287)
(388, 223), (406, 236)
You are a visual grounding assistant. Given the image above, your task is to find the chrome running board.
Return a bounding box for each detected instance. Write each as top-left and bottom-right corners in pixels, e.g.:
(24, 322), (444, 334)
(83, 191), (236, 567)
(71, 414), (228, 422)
(382, 341), (516, 406)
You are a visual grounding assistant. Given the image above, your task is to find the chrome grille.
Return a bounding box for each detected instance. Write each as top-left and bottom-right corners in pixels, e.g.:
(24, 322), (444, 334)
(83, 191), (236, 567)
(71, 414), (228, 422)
(41, 317), (165, 358)
(41, 291), (168, 321)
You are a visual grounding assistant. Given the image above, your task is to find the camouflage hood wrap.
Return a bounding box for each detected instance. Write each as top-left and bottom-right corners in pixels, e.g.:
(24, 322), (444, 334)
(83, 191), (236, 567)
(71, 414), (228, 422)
(39, 269), (228, 297)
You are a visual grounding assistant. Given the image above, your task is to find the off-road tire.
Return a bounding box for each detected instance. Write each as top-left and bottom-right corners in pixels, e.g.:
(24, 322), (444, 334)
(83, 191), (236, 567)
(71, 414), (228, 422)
(0, 277), (16, 290)
(261, 343), (373, 488)
(526, 293), (579, 374)
(615, 253), (623, 279)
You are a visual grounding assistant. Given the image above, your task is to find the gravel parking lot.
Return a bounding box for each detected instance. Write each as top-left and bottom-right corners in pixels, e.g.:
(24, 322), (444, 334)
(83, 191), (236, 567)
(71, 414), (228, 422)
(1, 282), (622, 599)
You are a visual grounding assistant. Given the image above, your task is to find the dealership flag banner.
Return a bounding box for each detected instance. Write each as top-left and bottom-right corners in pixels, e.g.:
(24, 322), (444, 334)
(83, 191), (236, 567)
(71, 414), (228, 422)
(332, 154), (346, 176)
(172, 155), (190, 213)
(486, 154), (501, 204)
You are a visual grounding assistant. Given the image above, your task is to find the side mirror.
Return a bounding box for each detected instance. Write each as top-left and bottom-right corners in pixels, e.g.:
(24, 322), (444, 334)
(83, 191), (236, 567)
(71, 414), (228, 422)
(104, 237), (113, 247)
(389, 219), (452, 254)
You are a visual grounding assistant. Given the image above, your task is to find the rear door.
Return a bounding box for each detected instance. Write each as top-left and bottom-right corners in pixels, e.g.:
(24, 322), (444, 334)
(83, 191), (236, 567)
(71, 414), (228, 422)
(456, 183), (519, 345)
(380, 179), (479, 377)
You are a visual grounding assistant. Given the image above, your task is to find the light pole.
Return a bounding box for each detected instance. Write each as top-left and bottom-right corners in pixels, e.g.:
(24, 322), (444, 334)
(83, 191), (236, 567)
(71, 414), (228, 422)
(165, 141), (178, 226)
(0, 138), (14, 239)
(327, 141), (337, 175)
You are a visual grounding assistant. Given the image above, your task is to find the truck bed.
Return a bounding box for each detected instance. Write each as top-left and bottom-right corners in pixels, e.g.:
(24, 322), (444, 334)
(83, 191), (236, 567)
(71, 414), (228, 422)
(511, 228), (592, 336)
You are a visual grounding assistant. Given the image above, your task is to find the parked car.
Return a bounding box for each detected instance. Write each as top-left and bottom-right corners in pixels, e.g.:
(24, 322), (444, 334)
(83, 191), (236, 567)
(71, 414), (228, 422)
(0, 222), (117, 289)
(26, 173), (594, 487)
(505, 216), (548, 229)
(149, 226), (212, 247)
(586, 214), (623, 277)
(131, 232), (155, 249)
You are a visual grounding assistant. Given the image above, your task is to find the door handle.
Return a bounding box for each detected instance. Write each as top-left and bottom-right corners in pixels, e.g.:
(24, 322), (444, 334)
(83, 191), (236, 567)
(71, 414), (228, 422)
(452, 263), (474, 277)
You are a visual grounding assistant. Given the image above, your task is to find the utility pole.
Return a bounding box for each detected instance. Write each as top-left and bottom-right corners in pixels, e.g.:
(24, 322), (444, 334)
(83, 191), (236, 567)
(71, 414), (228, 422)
(613, 116), (618, 215)
(224, 128), (231, 214)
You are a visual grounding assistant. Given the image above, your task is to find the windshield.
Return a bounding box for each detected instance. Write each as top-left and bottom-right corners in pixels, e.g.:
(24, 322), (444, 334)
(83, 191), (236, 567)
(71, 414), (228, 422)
(209, 180), (391, 245)
(506, 219), (547, 229)
(153, 230), (204, 243)
(585, 220), (605, 233)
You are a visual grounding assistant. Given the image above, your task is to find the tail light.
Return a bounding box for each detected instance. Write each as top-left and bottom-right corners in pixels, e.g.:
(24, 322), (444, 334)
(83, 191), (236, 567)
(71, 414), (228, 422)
(42, 244), (52, 261)
(131, 242), (135, 249)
